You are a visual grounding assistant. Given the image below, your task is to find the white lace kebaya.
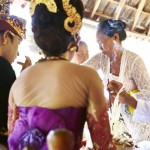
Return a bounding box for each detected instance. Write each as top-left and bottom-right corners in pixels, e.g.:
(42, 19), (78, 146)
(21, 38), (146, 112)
(84, 49), (150, 145)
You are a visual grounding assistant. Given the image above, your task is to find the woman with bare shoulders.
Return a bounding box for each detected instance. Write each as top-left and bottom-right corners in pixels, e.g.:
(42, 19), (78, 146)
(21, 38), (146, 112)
(8, 1), (116, 150)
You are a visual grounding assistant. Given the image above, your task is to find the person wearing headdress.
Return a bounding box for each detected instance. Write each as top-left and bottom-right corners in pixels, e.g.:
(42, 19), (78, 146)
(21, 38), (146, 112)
(8, 0), (116, 150)
(85, 19), (150, 148)
(0, 13), (26, 146)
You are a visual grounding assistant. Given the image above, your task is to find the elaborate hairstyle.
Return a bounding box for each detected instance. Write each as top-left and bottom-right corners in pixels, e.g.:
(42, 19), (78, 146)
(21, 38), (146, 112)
(31, 0), (84, 56)
(97, 19), (127, 41)
(0, 13), (26, 39)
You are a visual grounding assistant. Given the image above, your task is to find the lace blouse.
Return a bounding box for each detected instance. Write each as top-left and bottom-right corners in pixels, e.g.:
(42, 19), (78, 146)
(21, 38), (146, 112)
(85, 49), (150, 144)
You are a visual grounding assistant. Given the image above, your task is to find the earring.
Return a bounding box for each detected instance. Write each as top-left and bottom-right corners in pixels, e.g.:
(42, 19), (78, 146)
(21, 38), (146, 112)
(3, 40), (7, 45)
(69, 46), (78, 52)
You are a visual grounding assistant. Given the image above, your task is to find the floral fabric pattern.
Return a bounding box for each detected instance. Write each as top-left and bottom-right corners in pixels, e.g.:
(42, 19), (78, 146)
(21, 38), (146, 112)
(87, 106), (116, 150)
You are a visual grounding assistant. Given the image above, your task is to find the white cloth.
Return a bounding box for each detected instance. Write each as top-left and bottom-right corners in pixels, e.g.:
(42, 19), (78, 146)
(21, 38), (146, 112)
(133, 100), (150, 122)
(84, 49), (150, 143)
(135, 141), (150, 150)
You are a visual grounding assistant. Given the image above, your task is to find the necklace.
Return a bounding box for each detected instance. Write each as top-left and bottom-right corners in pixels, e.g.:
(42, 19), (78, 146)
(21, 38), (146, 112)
(37, 56), (68, 62)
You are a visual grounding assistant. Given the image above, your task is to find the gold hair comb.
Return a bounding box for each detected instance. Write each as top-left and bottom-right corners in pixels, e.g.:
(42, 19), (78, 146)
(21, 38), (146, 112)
(30, 0), (57, 15)
(62, 0), (82, 35)
(30, 0), (82, 35)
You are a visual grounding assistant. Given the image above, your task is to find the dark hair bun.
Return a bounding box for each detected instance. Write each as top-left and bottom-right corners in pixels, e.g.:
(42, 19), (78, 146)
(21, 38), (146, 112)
(97, 19), (127, 41)
(31, 0), (84, 56)
(117, 20), (126, 30)
(32, 4), (52, 28)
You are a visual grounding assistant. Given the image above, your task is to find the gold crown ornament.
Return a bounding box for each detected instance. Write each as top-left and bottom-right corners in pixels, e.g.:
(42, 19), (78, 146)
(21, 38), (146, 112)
(30, 0), (82, 35)
(0, 13), (26, 39)
(62, 0), (82, 35)
(30, 0), (57, 15)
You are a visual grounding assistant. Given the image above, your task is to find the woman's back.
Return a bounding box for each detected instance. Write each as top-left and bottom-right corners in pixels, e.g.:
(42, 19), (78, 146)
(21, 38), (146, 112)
(11, 60), (104, 109)
(8, 1), (116, 149)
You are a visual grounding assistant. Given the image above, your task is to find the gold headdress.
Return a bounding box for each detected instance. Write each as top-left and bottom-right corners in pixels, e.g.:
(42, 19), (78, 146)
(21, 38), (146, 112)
(0, 13), (26, 39)
(62, 0), (82, 35)
(30, 0), (57, 15)
(30, 0), (82, 35)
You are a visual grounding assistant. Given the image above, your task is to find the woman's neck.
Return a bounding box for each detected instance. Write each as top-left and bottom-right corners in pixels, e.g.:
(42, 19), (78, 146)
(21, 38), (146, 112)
(110, 50), (123, 63)
(110, 50), (123, 76)
(46, 55), (68, 60)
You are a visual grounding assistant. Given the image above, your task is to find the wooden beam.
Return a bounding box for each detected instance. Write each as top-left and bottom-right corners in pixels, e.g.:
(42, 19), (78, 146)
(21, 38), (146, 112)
(147, 25), (150, 36)
(90, 0), (102, 18)
(142, 11), (150, 16)
(113, 0), (126, 19)
(108, 0), (150, 17)
(85, 8), (112, 19)
(145, 17), (150, 26)
(131, 0), (147, 31)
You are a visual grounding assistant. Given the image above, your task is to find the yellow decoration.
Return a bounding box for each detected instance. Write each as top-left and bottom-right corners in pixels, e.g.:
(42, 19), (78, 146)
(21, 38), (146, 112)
(127, 89), (139, 114)
(3, 39), (7, 45)
(0, 14), (26, 39)
(62, 0), (82, 35)
(30, 0), (82, 35)
(38, 55), (68, 62)
(69, 46), (78, 52)
(30, 0), (57, 15)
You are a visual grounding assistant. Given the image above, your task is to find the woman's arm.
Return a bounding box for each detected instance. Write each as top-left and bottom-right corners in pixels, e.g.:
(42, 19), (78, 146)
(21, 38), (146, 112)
(8, 89), (19, 135)
(87, 70), (116, 150)
(108, 56), (150, 122)
(130, 56), (150, 120)
(83, 53), (103, 70)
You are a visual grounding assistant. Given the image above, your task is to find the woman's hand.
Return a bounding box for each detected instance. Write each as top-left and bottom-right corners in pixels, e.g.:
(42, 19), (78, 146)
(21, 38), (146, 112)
(108, 80), (137, 108)
(17, 56), (32, 72)
(119, 90), (137, 108)
(107, 80), (123, 94)
(118, 90), (130, 104)
(107, 80), (130, 105)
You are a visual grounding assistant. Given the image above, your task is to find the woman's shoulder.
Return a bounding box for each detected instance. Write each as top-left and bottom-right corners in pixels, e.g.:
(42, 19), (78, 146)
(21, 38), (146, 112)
(84, 52), (107, 63)
(69, 62), (100, 81)
(125, 49), (140, 59)
(71, 61), (98, 72)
